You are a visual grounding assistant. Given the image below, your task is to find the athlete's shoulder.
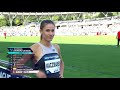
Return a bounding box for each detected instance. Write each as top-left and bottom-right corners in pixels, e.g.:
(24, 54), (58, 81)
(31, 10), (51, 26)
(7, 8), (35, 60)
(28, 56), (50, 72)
(30, 43), (40, 48)
(30, 42), (41, 53)
(53, 43), (60, 49)
(53, 43), (61, 54)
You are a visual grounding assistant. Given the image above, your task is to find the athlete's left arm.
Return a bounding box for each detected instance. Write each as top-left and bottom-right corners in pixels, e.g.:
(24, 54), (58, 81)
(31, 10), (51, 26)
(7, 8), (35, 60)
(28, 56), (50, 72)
(54, 44), (64, 78)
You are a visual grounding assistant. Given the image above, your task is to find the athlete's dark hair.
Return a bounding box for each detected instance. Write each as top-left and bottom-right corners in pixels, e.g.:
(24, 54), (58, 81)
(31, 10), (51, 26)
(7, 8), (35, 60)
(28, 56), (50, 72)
(40, 20), (55, 40)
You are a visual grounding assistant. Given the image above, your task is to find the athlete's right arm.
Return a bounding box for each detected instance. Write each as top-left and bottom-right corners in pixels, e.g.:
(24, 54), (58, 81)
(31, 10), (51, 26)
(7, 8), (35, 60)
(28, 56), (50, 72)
(16, 43), (38, 65)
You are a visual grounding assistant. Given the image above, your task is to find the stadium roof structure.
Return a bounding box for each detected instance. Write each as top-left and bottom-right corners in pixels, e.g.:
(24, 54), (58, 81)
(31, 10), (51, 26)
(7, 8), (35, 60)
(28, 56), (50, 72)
(0, 12), (83, 15)
(0, 12), (120, 27)
(0, 12), (85, 26)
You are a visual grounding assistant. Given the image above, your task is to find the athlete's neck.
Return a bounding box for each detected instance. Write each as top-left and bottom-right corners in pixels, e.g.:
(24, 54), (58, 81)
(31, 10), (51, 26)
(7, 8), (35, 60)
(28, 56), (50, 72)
(40, 40), (51, 47)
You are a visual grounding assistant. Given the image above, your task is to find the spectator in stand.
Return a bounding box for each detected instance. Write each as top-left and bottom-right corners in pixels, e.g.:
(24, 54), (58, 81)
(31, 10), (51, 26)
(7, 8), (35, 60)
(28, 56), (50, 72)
(116, 31), (120, 47)
(3, 31), (7, 39)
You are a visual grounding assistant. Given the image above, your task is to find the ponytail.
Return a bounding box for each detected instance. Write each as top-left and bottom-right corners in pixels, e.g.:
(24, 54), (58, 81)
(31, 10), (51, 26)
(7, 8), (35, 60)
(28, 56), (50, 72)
(40, 34), (42, 40)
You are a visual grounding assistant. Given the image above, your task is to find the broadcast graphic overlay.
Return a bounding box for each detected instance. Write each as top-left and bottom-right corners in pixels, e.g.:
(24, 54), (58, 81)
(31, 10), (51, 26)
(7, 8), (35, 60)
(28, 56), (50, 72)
(7, 47), (38, 74)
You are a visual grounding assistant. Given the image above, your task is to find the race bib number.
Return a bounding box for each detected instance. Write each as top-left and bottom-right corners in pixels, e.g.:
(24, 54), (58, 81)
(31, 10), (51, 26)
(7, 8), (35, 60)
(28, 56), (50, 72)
(45, 59), (60, 74)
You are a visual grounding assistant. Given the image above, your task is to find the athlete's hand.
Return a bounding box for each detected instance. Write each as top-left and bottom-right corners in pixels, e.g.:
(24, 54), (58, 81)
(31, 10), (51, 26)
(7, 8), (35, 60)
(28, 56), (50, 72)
(36, 70), (47, 78)
(59, 74), (64, 78)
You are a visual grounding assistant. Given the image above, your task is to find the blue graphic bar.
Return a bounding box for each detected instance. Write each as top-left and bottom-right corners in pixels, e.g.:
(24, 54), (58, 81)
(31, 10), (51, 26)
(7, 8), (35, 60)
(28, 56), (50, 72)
(8, 52), (33, 54)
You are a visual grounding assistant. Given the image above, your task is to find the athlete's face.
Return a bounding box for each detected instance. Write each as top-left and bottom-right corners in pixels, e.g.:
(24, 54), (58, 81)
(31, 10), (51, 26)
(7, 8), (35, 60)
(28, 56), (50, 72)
(41, 24), (55, 42)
